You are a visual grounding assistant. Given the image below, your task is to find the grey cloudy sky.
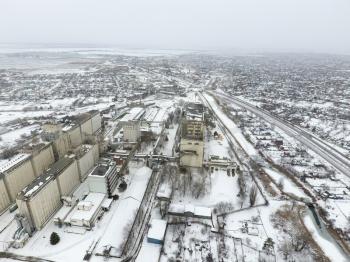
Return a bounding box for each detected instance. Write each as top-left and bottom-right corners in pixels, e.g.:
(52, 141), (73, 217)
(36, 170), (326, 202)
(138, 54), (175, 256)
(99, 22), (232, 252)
(0, 0), (349, 53)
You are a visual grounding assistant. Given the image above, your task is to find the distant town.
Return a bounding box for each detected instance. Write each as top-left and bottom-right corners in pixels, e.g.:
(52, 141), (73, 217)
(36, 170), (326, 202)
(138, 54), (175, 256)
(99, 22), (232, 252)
(0, 49), (349, 262)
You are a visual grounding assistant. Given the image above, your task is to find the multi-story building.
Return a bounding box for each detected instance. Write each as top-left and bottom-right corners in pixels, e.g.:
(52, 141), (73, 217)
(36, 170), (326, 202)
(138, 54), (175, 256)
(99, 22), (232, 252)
(87, 158), (119, 197)
(142, 107), (168, 135)
(180, 102), (205, 168)
(123, 121), (142, 143)
(119, 107), (145, 142)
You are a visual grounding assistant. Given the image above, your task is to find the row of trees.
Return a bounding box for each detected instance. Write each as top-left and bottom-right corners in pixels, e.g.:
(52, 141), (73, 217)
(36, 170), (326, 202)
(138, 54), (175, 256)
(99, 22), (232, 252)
(161, 164), (209, 199)
(237, 170), (258, 208)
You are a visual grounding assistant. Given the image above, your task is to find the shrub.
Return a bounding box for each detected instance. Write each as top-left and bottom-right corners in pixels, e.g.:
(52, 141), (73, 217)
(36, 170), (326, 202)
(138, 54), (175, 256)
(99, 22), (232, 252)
(50, 232), (60, 245)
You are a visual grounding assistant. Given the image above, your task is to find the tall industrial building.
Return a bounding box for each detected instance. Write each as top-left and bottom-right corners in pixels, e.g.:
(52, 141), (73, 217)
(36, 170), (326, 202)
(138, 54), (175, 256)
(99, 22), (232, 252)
(119, 107), (145, 142)
(87, 158), (119, 197)
(41, 110), (102, 159)
(179, 102), (205, 168)
(16, 156), (80, 231)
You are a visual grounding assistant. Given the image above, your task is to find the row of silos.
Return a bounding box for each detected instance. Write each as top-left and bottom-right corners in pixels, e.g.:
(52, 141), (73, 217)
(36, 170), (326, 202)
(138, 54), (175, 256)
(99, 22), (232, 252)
(16, 143), (99, 231)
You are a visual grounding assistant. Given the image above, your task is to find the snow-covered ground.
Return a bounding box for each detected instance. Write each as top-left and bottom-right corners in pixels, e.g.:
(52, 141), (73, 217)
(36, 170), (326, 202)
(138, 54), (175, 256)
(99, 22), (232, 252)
(159, 124), (178, 156)
(203, 93), (257, 157)
(0, 124), (40, 149)
(263, 167), (310, 200)
(0, 111), (53, 125)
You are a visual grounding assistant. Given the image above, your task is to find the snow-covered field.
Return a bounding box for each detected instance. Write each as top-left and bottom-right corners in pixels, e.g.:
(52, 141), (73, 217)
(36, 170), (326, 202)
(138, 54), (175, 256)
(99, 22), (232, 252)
(0, 124), (40, 149)
(263, 168), (309, 200)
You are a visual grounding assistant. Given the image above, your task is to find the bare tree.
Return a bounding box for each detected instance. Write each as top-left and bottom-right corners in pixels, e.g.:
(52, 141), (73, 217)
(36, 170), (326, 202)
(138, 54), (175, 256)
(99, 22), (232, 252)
(278, 178), (284, 190)
(279, 239), (293, 260)
(1, 147), (16, 159)
(249, 185), (258, 206)
(237, 171), (247, 197)
(192, 179), (206, 199)
(214, 201), (234, 214)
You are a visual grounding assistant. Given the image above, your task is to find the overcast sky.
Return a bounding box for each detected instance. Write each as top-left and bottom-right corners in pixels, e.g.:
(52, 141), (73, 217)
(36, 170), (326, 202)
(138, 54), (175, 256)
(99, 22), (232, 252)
(0, 0), (349, 53)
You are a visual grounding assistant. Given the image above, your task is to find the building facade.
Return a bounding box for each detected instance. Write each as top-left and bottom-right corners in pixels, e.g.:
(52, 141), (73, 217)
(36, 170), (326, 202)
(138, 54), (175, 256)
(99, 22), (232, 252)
(16, 156), (81, 231)
(123, 121), (141, 142)
(0, 154), (36, 205)
(179, 102), (205, 168)
(28, 143), (55, 177)
(76, 144), (99, 181)
(87, 158), (119, 197)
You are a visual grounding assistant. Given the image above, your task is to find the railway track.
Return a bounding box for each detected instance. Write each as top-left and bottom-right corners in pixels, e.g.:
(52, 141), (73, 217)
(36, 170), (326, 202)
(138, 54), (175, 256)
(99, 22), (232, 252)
(212, 90), (350, 179)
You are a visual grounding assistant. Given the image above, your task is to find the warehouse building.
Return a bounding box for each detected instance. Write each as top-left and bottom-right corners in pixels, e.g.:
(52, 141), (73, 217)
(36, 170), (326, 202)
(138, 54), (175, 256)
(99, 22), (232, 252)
(147, 219), (167, 244)
(168, 204), (212, 219)
(142, 107), (168, 135)
(180, 102), (205, 168)
(87, 158), (119, 197)
(65, 192), (105, 228)
(16, 156), (81, 231)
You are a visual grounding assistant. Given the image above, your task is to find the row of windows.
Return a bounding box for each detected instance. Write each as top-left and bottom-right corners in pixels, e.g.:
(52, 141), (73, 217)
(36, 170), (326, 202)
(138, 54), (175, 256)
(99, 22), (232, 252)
(187, 142), (200, 145)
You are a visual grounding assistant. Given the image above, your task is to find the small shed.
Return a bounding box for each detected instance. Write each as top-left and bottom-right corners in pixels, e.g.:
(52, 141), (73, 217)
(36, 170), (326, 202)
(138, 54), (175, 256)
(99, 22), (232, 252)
(67, 192), (105, 228)
(156, 183), (172, 201)
(101, 198), (113, 211)
(147, 219), (167, 244)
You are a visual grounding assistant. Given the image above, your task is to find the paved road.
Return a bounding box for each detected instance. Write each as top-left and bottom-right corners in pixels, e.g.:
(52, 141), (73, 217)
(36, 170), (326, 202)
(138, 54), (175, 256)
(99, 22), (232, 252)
(211, 90), (350, 179)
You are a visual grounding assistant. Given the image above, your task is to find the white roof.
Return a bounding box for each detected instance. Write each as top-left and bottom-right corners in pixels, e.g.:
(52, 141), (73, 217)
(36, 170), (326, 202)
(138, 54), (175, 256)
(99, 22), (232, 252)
(168, 204), (211, 218)
(168, 203), (184, 214)
(156, 183), (172, 199)
(185, 204), (195, 213)
(102, 198), (113, 209)
(143, 108), (159, 122)
(96, 168), (152, 255)
(54, 205), (74, 221)
(143, 108), (167, 123)
(153, 109), (167, 123)
(186, 112), (203, 121)
(147, 219), (167, 241)
(123, 166), (152, 200)
(119, 107), (145, 122)
(0, 153), (31, 173)
(69, 192), (105, 222)
(194, 206), (212, 218)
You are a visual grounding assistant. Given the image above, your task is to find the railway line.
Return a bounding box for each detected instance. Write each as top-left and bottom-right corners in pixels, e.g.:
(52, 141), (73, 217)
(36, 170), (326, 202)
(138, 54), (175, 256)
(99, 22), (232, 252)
(212, 90), (350, 179)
